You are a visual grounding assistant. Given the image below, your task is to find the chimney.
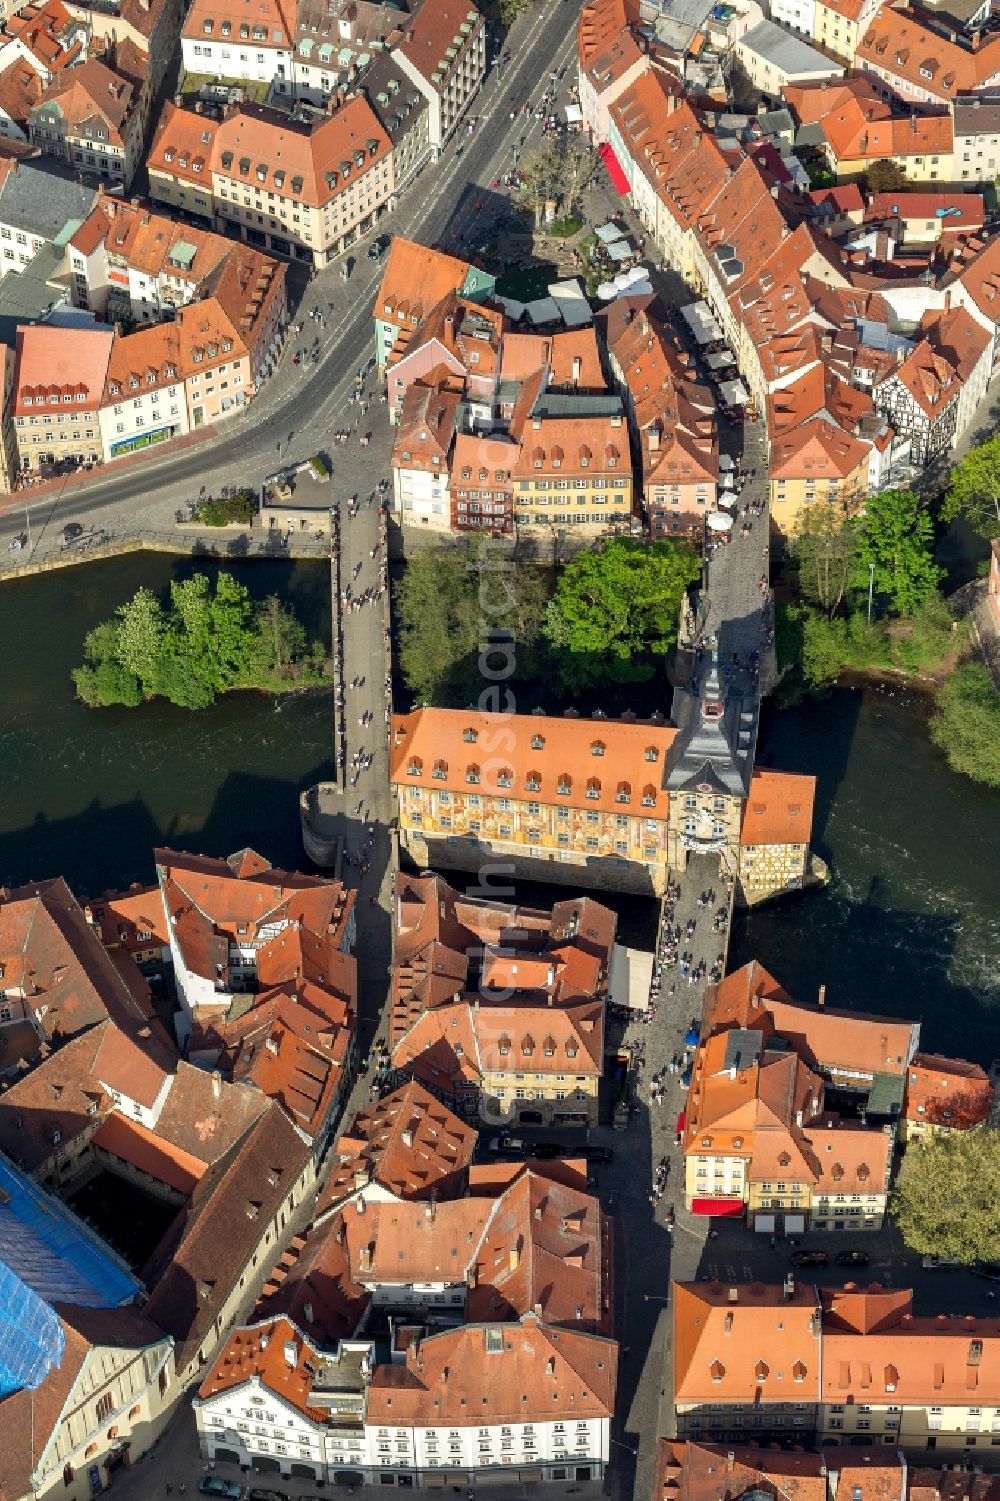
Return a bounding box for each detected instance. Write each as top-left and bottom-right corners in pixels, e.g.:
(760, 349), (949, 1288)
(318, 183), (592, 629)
(354, 1168), (370, 1189)
(784, 1272), (795, 1299)
(727, 1453), (736, 1472)
(509, 1245), (520, 1271)
(283, 1340), (297, 1368)
(944, 290), (952, 312)
(817, 984), (826, 1008)
(572, 355), (582, 387)
(728, 1286), (738, 1303)
(359, 1245), (373, 1272)
(211, 1069), (222, 1098)
(425, 1198), (435, 1220)
(546, 1356), (556, 1376)
(402, 1128), (414, 1148)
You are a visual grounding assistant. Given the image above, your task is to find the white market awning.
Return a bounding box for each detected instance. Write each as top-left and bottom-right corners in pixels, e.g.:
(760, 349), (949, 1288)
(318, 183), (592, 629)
(707, 510), (734, 531)
(719, 378), (750, 405)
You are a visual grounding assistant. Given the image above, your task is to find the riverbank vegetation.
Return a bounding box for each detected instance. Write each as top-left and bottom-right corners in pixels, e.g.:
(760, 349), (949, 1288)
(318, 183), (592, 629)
(72, 571), (326, 709)
(393, 534), (700, 706)
(777, 490), (961, 697)
(892, 1130), (1000, 1263)
(929, 662), (1000, 788)
(777, 481), (1000, 789)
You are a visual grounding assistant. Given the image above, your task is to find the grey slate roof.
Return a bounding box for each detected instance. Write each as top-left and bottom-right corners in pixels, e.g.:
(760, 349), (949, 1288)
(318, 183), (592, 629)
(664, 652), (758, 798)
(739, 19), (841, 76)
(0, 162), (98, 242)
(533, 393), (624, 419)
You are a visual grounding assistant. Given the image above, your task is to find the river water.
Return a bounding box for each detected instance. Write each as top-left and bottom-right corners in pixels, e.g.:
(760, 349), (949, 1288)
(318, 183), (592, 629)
(0, 553), (333, 894)
(731, 685), (1000, 1065)
(2, 557), (997, 1064)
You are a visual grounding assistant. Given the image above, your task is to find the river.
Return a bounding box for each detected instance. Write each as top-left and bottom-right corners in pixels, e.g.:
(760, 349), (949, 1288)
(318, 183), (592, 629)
(0, 553), (333, 895)
(731, 684), (1000, 1065)
(2, 557), (998, 1065)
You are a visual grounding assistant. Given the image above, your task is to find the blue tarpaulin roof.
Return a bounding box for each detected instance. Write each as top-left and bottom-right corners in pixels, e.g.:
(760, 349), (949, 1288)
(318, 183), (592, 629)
(0, 1154), (141, 1395)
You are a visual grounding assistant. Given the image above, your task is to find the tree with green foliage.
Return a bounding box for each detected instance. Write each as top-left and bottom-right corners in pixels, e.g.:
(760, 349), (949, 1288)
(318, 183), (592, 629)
(852, 488), (943, 616)
(72, 571), (324, 708)
(542, 538), (701, 692)
(892, 1130), (1000, 1263)
(929, 660), (1000, 788)
(792, 503), (859, 618)
(863, 158), (909, 194)
(394, 537), (551, 705)
(943, 433), (1000, 539)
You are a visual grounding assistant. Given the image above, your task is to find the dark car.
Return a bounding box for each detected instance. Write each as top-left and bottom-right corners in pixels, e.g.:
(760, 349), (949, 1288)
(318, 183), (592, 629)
(790, 1250), (828, 1268)
(60, 522), (84, 546)
(198, 1481), (243, 1500)
(529, 1141), (566, 1159)
(584, 1146), (614, 1164)
(368, 233), (391, 261)
(835, 1249), (870, 1268)
(973, 1261), (1000, 1282)
(247, 1490), (287, 1501)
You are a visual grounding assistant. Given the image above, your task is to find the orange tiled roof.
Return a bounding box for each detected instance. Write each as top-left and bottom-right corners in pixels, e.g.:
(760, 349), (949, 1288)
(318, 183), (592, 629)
(391, 706), (675, 816)
(147, 100), (219, 185)
(654, 1441), (828, 1501)
(673, 1280), (822, 1405)
(903, 1052), (994, 1128)
(92, 1109), (207, 1193)
(856, 7), (1000, 98)
(366, 1318), (617, 1424)
(319, 1079), (477, 1212)
(198, 1316), (329, 1419)
(13, 323), (114, 414)
(183, 0), (295, 49)
(213, 96), (392, 210)
(395, 0), (482, 87)
(740, 768), (816, 846)
(769, 415), (870, 481)
(377, 235), (473, 331)
(32, 55), (138, 139)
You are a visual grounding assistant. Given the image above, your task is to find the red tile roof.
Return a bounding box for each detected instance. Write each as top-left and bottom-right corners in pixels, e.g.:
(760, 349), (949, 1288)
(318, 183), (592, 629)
(740, 769), (816, 846)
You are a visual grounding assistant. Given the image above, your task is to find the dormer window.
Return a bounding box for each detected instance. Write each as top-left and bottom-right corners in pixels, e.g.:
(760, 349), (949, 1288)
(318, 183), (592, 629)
(463, 727), (478, 743)
(642, 786), (656, 807)
(496, 768), (512, 788)
(432, 759), (448, 780)
(521, 1035), (535, 1056)
(585, 778), (601, 800)
(466, 765), (480, 784)
(645, 746), (659, 762)
(557, 777), (572, 795)
(754, 1361), (769, 1382)
(616, 782), (631, 804)
(530, 734), (545, 750)
(498, 1034), (511, 1056)
(407, 758), (423, 776)
(591, 740), (605, 756)
(525, 772), (541, 792)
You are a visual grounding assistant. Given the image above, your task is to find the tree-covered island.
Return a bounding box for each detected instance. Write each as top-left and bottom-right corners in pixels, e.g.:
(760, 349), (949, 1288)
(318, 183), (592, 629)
(72, 571), (327, 710)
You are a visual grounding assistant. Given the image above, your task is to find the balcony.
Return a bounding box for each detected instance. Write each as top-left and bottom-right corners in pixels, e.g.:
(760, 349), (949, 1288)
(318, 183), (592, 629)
(679, 831), (727, 853)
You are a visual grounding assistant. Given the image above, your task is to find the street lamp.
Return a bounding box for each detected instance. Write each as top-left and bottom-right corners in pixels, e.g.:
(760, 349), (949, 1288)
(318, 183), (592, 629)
(867, 561), (875, 626)
(24, 503), (31, 554)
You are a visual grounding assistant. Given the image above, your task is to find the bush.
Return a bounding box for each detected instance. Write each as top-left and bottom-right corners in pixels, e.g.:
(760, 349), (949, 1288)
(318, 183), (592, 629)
(929, 661), (1000, 788)
(193, 492), (255, 526)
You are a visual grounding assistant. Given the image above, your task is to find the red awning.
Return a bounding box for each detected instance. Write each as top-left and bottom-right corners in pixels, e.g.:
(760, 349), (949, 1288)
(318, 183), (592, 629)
(599, 141), (631, 196)
(691, 1197), (745, 1218)
(676, 1111), (686, 1133)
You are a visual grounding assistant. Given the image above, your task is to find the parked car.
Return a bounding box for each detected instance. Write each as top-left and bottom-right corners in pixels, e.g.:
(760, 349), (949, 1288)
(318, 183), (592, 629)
(247, 1490), (286, 1501)
(922, 1255), (963, 1269)
(60, 522), (83, 546)
(198, 1481), (243, 1500)
(368, 233), (391, 261)
(486, 1134), (525, 1155)
(973, 1261), (1000, 1282)
(835, 1250), (870, 1268)
(584, 1146), (614, 1164)
(529, 1141), (566, 1160)
(790, 1251), (828, 1268)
